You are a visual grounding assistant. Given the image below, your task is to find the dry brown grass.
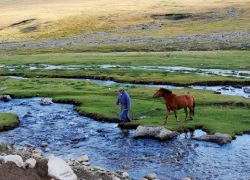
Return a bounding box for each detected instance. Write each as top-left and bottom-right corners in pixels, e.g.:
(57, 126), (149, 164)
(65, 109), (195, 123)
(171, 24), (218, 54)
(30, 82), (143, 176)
(0, 0), (249, 39)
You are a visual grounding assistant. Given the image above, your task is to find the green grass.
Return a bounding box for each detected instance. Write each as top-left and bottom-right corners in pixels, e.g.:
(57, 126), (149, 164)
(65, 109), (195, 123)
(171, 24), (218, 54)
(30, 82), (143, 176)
(0, 113), (20, 131)
(0, 51), (249, 85)
(0, 76), (250, 137)
(128, 105), (250, 137)
(0, 51), (249, 70)
(2, 68), (249, 85)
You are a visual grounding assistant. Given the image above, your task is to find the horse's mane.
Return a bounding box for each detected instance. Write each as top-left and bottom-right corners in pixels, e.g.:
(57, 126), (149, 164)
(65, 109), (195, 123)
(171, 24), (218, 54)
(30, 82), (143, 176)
(160, 88), (172, 95)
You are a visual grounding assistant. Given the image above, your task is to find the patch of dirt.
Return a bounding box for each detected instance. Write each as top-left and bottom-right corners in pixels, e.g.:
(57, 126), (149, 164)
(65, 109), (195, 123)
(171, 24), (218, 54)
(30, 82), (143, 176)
(21, 26), (38, 33)
(152, 13), (193, 20)
(78, 111), (118, 123)
(0, 143), (127, 180)
(10, 19), (36, 27)
(0, 161), (51, 180)
(0, 158), (124, 180)
(74, 166), (119, 180)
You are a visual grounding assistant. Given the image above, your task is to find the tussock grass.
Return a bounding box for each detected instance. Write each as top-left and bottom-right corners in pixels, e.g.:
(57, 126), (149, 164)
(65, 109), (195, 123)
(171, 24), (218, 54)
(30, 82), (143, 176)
(0, 113), (20, 131)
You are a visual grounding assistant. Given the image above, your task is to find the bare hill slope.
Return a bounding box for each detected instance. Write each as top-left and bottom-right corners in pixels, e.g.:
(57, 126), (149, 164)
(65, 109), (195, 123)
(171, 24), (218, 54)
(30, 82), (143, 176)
(0, 0), (250, 52)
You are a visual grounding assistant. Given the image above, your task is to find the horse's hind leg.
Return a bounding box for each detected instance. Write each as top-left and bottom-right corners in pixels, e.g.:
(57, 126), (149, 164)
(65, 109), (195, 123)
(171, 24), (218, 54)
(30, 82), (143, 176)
(188, 106), (194, 120)
(173, 110), (179, 124)
(184, 107), (188, 122)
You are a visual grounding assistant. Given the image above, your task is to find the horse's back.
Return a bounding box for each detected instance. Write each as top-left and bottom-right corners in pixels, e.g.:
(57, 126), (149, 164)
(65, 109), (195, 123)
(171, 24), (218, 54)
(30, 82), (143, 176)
(185, 94), (195, 107)
(184, 94), (194, 103)
(176, 94), (194, 108)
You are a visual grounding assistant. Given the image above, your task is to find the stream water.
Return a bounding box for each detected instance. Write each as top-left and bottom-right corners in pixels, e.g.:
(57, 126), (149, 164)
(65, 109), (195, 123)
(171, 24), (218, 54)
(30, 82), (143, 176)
(1, 64), (250, 78)
(0, 98), (250, 179)
(81, 78), (250, 98)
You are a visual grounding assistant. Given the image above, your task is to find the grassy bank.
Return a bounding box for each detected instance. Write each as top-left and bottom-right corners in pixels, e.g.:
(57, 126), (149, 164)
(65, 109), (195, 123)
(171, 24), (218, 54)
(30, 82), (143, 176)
(0, 51), (249, 85)
(0, 76), (250, 137)
(0, 113), (20, 131)
(0, 51), (249, 69)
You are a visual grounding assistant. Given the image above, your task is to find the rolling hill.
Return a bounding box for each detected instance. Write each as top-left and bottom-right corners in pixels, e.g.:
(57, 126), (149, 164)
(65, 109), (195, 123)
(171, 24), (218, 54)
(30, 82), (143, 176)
(0, 0), (250, 52)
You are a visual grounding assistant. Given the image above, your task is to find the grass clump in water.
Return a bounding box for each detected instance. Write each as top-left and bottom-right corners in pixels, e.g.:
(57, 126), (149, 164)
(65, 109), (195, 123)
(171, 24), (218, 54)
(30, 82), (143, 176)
(0, 113), (20, 131)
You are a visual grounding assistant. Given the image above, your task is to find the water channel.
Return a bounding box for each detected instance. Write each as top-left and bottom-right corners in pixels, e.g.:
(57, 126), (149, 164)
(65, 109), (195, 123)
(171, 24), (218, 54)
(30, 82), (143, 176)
(2, 64), (249, 79)
(0, 98), (250, 179)
(82, 78), (250, 98)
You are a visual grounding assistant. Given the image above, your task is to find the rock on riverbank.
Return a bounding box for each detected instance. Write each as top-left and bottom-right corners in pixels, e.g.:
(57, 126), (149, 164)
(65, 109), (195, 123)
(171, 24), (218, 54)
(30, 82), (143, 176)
(0, 95), (12, 102)
(0, 142), (131, 180)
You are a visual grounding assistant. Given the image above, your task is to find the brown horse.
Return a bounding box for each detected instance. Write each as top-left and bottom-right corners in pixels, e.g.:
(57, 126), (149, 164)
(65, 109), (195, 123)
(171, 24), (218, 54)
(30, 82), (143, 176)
(153, 88), (195, 124)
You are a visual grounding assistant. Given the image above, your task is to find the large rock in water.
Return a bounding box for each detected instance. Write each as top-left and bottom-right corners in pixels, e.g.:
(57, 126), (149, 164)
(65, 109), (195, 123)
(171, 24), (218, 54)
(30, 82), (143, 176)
(243, 87), (250, 94)
(40, 97), (53, 105)
(134, 126), (179, 140)
(144, 173), (157, 179)
(194, 133), (232, 145)
(48, 155), (77, 180)
(0, 95), (12, 102)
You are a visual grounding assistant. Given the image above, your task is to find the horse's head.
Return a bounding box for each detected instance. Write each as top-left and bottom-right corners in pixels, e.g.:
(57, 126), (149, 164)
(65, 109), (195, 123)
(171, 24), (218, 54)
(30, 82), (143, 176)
(153, 88), (172, 98)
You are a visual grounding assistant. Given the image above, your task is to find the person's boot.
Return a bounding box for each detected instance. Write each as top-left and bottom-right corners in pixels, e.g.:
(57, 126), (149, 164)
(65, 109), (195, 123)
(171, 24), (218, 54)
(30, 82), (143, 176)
(126, 118), (131, 122)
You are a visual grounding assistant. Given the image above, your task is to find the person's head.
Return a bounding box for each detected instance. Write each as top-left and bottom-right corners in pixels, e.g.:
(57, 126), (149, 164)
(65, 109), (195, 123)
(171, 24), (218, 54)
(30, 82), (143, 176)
(118, 87), (124, 94)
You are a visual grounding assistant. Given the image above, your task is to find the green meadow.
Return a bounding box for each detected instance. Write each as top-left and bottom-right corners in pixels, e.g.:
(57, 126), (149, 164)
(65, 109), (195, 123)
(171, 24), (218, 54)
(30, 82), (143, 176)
(0, 54), (250, 137)
(0, 51), (249, 86)
(0, 51), (249, 69)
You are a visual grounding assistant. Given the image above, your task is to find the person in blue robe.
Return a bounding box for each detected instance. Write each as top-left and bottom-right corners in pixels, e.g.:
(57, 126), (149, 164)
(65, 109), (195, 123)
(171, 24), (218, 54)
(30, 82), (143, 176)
(116, 87), (131, 122)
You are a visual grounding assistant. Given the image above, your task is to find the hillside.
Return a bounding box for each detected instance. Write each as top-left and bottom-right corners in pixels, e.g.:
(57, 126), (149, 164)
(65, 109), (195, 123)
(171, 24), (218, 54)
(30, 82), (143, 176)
(0, 0), (250, 53)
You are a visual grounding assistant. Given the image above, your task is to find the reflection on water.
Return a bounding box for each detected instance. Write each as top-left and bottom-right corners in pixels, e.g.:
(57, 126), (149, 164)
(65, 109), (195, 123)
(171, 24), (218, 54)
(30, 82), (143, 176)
(0, 98), (250, 179)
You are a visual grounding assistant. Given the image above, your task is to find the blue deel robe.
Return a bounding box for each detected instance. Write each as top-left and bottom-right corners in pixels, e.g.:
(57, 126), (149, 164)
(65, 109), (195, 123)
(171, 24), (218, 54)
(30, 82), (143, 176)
(116, 91), (131, 121)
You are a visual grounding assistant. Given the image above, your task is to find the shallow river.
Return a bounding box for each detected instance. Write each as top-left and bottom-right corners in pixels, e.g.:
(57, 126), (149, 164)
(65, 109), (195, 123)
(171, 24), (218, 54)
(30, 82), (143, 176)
(0, 98), (250, 179)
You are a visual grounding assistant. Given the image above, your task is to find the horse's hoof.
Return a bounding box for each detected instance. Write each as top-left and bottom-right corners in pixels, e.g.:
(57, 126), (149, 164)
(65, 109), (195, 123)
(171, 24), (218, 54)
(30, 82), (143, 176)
(176, 122), (179, 125)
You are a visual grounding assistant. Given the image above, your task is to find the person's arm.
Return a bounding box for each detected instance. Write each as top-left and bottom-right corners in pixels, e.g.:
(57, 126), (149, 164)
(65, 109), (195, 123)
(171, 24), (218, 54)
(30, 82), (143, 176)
(116, 97), (120, 105)
(125, 93), (131, 110)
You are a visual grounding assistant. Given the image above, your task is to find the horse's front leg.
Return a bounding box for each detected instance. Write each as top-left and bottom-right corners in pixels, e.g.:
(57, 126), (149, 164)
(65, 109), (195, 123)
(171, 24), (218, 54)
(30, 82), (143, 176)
(164, 108), (170, 125)
(173, 110), (179, 124)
